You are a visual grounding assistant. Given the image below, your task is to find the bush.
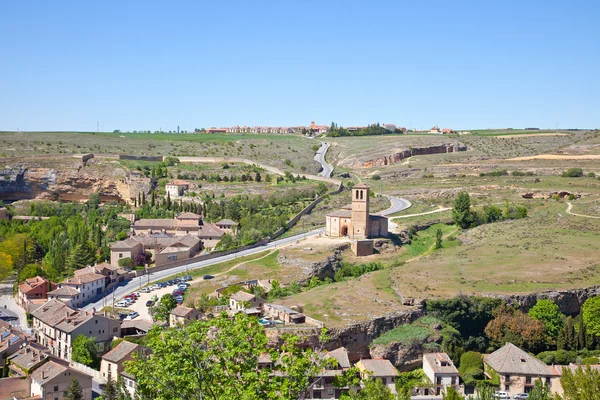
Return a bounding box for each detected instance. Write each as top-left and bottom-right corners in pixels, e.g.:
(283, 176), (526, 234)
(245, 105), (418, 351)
(512, 171), (536, 176)
(588, 172), (596, 178)
(562, 168), (583, 178)
(371, 174), (381, 181)
(118, 257), (134, 268)
(459, 352), (484, 386)
(479, 170), (508, 177)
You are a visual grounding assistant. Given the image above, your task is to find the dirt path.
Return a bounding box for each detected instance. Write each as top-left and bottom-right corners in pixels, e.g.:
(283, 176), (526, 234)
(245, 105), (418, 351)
(390, 207), (451, 220)
(509, 154), (600, 161)
(497, 133), (569, 139)
(566, 202), (600, 219)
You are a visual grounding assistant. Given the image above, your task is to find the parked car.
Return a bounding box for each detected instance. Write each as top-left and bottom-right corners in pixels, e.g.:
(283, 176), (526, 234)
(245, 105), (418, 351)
(178, 283), (190, 289)
(158, 282), (167, 288)
(494, 392), (510, 399)
(174, 295), (184, 303)
(513, 394), (529, 400)
(172, 290), (184, 296)
(150, 295), (158, 302)
(182, 275), (192, 281)
(132, 292), (140, 297)
(203, 275), (214, 280)
(167, 280), (176, 286)
(146, 300), (155, 307)
(118, 313), (128, 320)
(115, 301), (130, 308)
(141, 287), (151, 293)
(124, 312), (139, 321)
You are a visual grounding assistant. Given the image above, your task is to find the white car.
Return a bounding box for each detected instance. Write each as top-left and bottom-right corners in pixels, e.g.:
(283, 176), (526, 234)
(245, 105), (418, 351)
(141, 287), (151, 293)
(513, 394), (529, 400)
(124, 312), (139, 320)
(115, 301), (130, 308)
(494, 392), (510, 399)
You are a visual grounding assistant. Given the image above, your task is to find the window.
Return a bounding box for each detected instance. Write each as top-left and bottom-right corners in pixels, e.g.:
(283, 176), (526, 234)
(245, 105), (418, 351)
(54, 386), (59, 392)
(119, 253), (123, 258)
(95, 320), (98, 324)
(113, 327), (118, 332)
(168, 255), (177, 261)
(526, 376), (532, 384)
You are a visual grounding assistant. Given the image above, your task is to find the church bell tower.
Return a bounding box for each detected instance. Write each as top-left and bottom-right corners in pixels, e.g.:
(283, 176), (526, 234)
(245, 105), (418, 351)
(351, 184), (370, 239)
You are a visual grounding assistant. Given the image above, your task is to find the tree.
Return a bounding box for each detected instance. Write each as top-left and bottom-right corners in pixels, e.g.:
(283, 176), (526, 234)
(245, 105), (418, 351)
(72, 335), (99, 368)
(442, 386), (464, 400)
(560, 365), (600, 399)
(126, 314), (325, 400)
(396, 369), (431, 399)
(562, 168), (584, 178)
(458, 352), (484, 386)
(582, 297), (600, 337)
(0, 252), (13, 282)
(528, 299), (564, 339)
(435, 228), (443, 249)
(452, 192), (475, 229)
(484, 304), (547, 352)
(18, 263), (44, 282)
(88, 192), (101, 209)
(347, 378), (395, 400)
(482, 205), (502, 223)
(527, 379), (552, 400)
(118, 257), (134, 269)
(150, 293), (178, 321)
(65, 378), (84, 400)
(67, 240), (96, 271)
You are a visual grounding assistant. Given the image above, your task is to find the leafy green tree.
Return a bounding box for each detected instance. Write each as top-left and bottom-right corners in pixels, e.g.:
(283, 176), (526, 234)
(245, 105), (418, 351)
(65, 378), (84, 400)
(118, 257), (134, 269)
(0, 252), (13, 282)
(482, 205), (502, 223)
(346, 378), (395, 400)
(528, 299), (564, 339)
(527, 379), (551, 400)
(150, 293), (178, 321)
(67, 240), (96, 271)
(559, 365), (600, 399)
(452, 192), (475, 229)
(582, 297), (600, 337)
(396, 369), (430, 399)
(558, 316), (577, 350)
(126, 314), (325, 400)
(87, 192), (101, 209)
(474, 384), (495, 400)
(72, 335), (99, 368)
(458, 352), (484, 386)
(442, 386), (464, 400)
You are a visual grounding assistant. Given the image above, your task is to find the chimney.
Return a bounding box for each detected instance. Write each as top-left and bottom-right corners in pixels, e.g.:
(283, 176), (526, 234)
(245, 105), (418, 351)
(42, 370), (46, 380)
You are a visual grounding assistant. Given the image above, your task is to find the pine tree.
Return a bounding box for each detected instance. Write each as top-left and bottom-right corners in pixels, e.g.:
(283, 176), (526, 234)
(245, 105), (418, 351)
(142, 192), (146, 206)
(151, 191), (155, 207)
(578, 317), (588, 350)
(564, 316), (577, 350)
(166, 192), (171, 209)
(65, 378), (83, 400)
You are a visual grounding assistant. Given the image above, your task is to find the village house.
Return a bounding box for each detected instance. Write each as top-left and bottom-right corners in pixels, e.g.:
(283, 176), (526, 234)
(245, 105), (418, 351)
(229, 291), (265, 312)
(165, 179), (190, 198)
(0, 321), (30, 365)
(441, 128), (453, 134)
(429, 125), (441, 134)
(484, 343), (561, 395)
(7, 344), (50, 377)
(31, 300), (121, 361)
(17, 276), (56, 313)
(132, 212), (226, 248)
(355, 359), (398, 395)
(100, 340), (149, 382)
(30, 359), (93, 400)
(383, 123), (396, 132)
(110, 232), (202, 267)
(262, 303), (306, 325)
(120, 318), (156, 336)
(305, 347), (353, 399)
(47, 268), (106, 308)
(215, 218), (238, 234)
(169, 305), (203, 327)
(422, 352), (462, 396)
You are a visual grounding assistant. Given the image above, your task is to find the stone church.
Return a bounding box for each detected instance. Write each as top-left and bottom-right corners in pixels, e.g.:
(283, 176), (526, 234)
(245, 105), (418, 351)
(325, 183), (388, 240)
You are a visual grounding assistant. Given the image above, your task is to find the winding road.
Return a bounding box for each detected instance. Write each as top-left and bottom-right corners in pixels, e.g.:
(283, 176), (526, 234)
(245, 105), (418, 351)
(314, 142), (333, 178)
(85, 142), (412, 311)
(566, 202), (600, 219)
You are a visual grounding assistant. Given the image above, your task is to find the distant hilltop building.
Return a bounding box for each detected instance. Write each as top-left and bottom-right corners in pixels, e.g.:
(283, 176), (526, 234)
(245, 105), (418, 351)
(200, 122), (328, 135)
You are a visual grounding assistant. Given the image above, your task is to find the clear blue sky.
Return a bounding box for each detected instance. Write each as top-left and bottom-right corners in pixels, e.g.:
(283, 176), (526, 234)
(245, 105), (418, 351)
(1, 1), (599, 132)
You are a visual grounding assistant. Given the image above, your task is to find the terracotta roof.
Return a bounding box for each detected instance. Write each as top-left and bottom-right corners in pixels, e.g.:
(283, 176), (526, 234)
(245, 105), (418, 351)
(170, 305), (197, 318)
(63, 272), (105, 285)
(230, 291), (256, 302)
(423, 353), (459, 375)
(357, 359), (398, 377)
(30, 360), (80, 384)
(353, 183), (369, 189)
(47, 286), (80, 297)
(216, 219), (238, 226)
(134, 219), (177, 228)
(167, 179), (190, 186)
(326, 210), (352, 218)
(484, 343), (560, 376)
(31, 300), (99, 332)
(196, 223), (224, 238)
(102, 341), (139, 363)
(176, 212), (201, 220)
(326, 347), (351, 369)
(18, 276), (49, 294)
(120, 318), (155, 332)
(110, 237), (143, 249)
(9, 345), (49, 372)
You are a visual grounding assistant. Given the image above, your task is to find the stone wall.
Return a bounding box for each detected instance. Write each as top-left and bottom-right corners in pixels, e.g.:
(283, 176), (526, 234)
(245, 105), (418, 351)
(360, 144), (467, 168)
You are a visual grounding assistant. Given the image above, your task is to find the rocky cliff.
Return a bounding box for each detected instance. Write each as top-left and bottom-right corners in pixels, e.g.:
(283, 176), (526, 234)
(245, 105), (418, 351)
(357, 144), (467, 169)
(326, 308), (424, 362)
(0, 160), (151, 204)
(487, 286), (600, 315)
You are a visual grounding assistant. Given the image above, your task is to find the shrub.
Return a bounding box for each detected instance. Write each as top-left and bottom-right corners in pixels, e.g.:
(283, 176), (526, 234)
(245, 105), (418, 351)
(562, 168), (583, 178)
(588, 172), (596, 178)
(371, 174), (381, 181)
(118, 257), (134, 268)
(512, 171), (536, 177)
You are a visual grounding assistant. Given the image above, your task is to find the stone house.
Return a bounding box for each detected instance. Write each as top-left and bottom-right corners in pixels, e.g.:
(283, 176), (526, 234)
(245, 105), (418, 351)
(47, 268), (106, 308)
(30, 359), (93, 400)
(17, 276), (56, 313)
(422, 352), (462, 396)
(110, 237), (144, 267)
(355, 359), (398, 394)
(262, 303), (306, 325)
(0, 321), (29, 365)
(229, 291), (264, 312)
(305, 347), (352, 399)
(31, 300), (121, 361)
(100, 340), (148, 382)
(169, 305), (203, 327)
(484, 343), (561, 395)
(165, 180), (190, 198)
(215, 218), (239, 234)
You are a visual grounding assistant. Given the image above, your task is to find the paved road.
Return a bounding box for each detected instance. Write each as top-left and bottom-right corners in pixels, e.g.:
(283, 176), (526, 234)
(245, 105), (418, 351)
(84, 228), (324, 311)
(314, 142), (333, 178)
(376, 194), (412, 216)
(0, 277), (28, 331)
